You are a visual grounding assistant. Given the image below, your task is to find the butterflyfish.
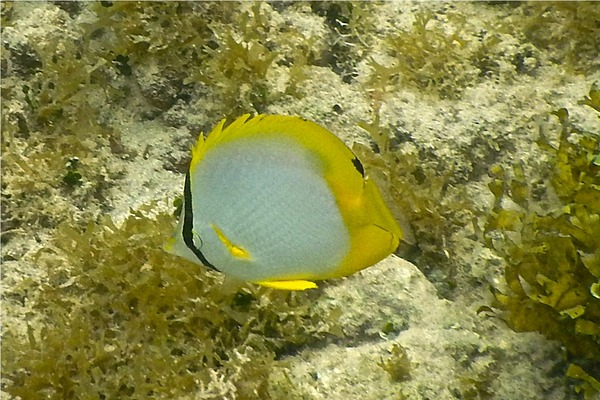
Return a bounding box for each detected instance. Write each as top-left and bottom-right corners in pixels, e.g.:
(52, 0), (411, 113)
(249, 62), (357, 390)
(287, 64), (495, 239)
(165, 114), (403, 290)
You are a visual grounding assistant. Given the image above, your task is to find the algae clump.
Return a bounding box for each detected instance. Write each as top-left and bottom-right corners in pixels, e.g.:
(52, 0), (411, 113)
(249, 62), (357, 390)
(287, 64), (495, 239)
(2, 206), (342, 399)
(485, 84), (600, 397)
(379, 343), (412, 383)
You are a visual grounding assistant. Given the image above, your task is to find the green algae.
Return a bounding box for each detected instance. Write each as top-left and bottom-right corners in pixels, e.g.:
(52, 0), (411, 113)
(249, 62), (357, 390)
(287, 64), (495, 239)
(379, 344), (412, 383)
(3, 2), (599, 398)
(358, 75), (599, 396)
(0, 4), (356, 397)
(517, 3), (600, 76)
(484, 85), (600, 398)
(2, 206), (341, 399)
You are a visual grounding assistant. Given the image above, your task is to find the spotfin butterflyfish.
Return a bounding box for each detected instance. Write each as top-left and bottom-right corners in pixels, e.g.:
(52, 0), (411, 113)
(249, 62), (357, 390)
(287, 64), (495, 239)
(165, 114), (403, 290)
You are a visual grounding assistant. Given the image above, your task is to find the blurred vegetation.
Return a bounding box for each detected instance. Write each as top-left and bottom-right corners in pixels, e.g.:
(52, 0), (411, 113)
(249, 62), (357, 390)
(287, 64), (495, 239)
(517, 2), (600, 75)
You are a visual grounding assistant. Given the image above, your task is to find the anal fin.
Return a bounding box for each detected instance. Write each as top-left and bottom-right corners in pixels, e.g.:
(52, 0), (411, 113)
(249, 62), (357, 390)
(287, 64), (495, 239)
(256, 280), (318, 291)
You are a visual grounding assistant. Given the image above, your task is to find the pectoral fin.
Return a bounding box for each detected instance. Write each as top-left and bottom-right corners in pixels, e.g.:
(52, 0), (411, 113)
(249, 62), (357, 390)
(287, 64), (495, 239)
(211, 223), (252, 260)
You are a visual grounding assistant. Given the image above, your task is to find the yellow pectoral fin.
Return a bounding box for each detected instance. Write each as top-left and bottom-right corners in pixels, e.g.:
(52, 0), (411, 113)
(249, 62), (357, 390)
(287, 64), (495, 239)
(210, 223), (252, 260)
(256, 280), (318, 291)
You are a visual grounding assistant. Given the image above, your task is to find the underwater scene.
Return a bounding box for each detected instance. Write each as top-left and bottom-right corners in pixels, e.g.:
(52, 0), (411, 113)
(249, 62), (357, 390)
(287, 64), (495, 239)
(1, 2), (599, 399)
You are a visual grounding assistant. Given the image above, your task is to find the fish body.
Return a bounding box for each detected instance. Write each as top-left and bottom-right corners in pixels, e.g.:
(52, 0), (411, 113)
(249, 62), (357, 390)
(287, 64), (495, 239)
(166, 114), (403, 290)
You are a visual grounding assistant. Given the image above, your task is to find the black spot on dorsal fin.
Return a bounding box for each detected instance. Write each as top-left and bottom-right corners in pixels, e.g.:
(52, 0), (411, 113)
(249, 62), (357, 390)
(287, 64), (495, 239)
(351, 156), (365, 177)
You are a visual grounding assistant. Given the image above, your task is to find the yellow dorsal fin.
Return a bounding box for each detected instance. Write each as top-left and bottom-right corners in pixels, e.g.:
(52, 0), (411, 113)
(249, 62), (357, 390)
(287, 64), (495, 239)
(256, 280), (318, 291)
(210, 223), (252, 260)
(190, 115), (252, 171)
(189, 114), (359, 179)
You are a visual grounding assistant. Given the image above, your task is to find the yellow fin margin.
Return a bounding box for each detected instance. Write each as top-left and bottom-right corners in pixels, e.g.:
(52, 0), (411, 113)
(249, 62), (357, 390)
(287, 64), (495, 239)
(190, 115), (254, 172)
(189, 114), (356, 177)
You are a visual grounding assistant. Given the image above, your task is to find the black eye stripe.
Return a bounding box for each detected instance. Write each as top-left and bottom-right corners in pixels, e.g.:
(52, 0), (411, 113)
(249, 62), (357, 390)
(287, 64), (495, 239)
(182, 171), (218, 271)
